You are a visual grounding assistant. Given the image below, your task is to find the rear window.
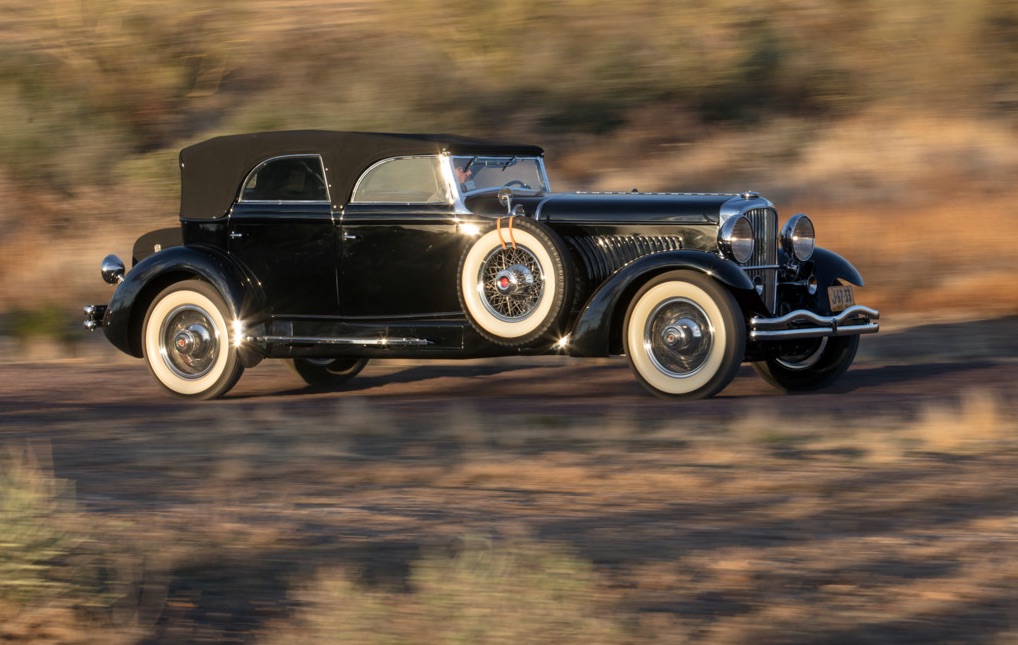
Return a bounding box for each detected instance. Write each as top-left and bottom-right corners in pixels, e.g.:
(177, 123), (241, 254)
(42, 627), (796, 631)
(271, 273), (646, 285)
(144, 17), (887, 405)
(241, 155), (329, 202)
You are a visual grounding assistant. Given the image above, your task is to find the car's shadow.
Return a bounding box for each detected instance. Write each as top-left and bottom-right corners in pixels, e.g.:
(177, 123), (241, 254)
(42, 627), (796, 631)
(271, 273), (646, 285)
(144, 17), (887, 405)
(226, 315), (1018, 401)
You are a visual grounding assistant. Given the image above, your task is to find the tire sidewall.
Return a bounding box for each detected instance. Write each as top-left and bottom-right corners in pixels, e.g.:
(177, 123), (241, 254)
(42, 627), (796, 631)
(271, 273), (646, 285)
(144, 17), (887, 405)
(624, 271), (745, 398)
(143, 281), (241, 399)
(459, 219), (569, 346)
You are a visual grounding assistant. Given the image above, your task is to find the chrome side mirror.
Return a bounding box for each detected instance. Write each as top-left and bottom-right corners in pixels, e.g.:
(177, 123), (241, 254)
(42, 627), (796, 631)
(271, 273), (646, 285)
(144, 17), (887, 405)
(497, 187), (513, 214)
(100, 254), (125, 285)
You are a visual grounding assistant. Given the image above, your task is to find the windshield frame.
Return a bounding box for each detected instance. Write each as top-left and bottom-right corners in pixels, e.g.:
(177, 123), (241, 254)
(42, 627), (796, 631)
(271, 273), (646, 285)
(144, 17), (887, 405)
(446, 154), (551, 203)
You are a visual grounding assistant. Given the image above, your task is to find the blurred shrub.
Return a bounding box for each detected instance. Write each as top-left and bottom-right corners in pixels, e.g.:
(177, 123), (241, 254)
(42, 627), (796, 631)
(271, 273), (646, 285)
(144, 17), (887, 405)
(267, 537), (627, 644)
(0, 446), (152, 641)
(1, 0), (1017, 196)
(4, 304), (79, 347)
(0, 0), (248, 190)
(0, 446), (78, 608)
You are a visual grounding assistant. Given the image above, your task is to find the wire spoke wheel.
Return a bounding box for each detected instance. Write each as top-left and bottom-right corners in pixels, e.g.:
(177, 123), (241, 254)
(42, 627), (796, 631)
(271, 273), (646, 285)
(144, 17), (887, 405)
(479, 246), (544, 322)
(458, 217), (572, 347)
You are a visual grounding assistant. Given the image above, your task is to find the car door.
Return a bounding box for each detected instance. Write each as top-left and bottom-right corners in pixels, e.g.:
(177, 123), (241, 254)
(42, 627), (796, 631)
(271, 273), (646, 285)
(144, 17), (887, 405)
(338, 156), (470, 318)
(227, 155), (339, 316)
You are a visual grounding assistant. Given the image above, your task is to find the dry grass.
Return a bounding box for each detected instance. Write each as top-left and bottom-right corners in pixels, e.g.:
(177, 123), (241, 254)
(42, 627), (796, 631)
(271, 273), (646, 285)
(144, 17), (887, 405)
(4, 113), (1018, 321)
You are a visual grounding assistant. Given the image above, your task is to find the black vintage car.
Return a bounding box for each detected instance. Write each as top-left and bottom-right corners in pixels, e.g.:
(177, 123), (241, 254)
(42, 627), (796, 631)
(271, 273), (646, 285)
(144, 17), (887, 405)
(84, 130), (879, 400)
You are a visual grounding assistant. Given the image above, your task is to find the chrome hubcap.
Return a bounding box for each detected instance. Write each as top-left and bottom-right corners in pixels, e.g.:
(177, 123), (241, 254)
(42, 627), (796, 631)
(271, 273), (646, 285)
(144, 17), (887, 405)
(479, 246), (543, 322)
(644, 298), (714, 378)
(160, 305), (219, 379)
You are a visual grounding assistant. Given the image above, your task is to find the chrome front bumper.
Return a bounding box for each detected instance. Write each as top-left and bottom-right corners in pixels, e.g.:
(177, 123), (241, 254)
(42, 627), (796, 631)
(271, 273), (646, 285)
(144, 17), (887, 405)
(749, 305), (880, 341)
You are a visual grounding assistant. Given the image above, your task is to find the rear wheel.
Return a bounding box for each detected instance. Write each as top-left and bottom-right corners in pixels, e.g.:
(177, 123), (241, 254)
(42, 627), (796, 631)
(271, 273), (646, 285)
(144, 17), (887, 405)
(623, 270), (745, 399)
(286, 358), (368, 388)
(752, 335), (859, 392)
(142, 280), (243, 400)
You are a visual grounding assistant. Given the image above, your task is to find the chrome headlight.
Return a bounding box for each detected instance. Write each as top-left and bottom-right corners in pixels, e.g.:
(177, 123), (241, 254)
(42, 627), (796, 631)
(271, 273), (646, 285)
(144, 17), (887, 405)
(781, 213), (815, 262)
(719, 216), (755, 264)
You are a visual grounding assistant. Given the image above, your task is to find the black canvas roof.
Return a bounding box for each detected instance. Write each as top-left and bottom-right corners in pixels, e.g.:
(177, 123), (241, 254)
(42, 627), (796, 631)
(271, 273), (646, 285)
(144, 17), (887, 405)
(178, 130), (544, 219)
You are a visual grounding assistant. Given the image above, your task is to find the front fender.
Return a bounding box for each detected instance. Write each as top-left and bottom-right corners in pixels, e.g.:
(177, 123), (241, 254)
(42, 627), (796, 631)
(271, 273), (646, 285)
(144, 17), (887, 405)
(567, 250), (757, 357)
(812, 247), (864, 288)
(102, 245), (256, 357)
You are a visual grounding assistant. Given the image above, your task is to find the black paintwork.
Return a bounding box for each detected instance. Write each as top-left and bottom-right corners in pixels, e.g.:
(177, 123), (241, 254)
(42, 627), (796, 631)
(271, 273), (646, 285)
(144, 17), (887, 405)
(98, 130), (872, 365)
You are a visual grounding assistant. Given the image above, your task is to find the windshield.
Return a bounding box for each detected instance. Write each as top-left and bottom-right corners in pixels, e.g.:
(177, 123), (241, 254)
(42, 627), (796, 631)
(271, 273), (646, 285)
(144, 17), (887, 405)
(451, 156), (549, 194)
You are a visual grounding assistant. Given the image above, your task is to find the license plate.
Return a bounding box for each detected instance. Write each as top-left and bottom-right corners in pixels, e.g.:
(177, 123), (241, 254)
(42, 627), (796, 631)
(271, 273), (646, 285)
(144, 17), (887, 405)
(828, 285), (854, 312)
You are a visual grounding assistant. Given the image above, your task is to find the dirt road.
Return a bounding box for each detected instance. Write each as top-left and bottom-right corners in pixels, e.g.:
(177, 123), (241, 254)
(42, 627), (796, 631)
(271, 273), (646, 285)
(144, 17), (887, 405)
(1, 315), (1016, 643)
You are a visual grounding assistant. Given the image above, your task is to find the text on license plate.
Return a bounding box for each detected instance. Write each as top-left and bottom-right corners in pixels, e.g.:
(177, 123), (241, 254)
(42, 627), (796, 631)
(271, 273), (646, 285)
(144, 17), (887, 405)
(828, 285), (854, 312)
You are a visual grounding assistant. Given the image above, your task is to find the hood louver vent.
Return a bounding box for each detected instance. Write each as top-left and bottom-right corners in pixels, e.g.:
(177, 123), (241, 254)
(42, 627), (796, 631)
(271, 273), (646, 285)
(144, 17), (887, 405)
(569, 235), (684, 283)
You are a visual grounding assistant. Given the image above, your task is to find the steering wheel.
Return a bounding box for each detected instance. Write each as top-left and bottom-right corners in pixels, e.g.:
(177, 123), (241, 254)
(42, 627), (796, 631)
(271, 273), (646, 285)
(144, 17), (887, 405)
(504, 180), (531, 189)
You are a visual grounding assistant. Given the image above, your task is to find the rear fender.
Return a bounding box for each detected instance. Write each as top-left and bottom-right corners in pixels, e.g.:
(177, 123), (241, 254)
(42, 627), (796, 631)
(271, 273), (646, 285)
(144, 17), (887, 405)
(102, 245), (257, 357)
(567, 250), (758, 357)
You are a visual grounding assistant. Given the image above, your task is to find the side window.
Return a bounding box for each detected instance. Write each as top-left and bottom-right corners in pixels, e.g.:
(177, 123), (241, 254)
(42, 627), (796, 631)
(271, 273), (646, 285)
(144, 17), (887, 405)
(351, 157), (449, 204)
(241, 156), (329, 202)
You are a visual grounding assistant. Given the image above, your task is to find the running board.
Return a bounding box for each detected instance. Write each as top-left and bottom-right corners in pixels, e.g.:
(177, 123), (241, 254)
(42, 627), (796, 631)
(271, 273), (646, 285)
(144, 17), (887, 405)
(247, 335), (432, 347)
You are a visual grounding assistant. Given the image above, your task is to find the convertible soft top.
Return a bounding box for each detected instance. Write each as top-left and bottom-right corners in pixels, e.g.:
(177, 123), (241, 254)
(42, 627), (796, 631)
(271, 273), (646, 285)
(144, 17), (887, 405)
(178, 130), (544, 219)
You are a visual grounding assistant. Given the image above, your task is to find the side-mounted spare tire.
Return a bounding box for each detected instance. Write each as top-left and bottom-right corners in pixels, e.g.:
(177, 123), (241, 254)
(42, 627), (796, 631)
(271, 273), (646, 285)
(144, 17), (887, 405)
(458, 216), (573, 347)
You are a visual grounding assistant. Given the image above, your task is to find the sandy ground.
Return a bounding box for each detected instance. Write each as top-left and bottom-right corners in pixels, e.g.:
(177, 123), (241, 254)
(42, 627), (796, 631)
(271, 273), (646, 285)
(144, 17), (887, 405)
(1, 315), (1017, 643)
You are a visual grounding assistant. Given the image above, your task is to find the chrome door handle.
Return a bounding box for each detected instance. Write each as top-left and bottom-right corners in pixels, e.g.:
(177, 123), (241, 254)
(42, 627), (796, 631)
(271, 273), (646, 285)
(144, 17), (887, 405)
(229, 232), (244, 239)
(342, 233), (358, 241)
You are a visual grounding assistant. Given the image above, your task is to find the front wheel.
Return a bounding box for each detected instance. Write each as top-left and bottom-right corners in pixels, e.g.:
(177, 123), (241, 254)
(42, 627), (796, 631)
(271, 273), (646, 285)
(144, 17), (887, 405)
(623, 270), (746, 399)
(752, 335), (859, 392)
(286, 358), (368, 388)
(142, 280), (243, 400)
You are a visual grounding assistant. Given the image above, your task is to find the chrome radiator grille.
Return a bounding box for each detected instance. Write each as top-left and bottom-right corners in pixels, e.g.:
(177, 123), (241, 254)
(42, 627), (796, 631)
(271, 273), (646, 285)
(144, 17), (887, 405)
(570, 235), (684, 283)
(743, 207), (778, 314)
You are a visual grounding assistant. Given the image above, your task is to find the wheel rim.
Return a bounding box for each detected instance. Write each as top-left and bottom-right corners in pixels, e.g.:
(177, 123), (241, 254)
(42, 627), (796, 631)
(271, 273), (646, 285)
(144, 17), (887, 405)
(643, 297), (715, 378)
(159, 304), (220, 380)
(775, 338), (828, 371)
(476, 245), (544, 322)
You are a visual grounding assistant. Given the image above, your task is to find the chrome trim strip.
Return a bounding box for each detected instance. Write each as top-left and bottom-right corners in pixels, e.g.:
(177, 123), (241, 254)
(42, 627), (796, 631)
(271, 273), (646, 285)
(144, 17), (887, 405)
(749, 305), (880, 341)
(248, 335), (432, 347)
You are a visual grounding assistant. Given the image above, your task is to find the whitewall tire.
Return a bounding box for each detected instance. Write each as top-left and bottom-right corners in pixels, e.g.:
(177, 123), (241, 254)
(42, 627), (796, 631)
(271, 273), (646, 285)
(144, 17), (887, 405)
(458, 217), (572, 347)
(142, 280), (243, 400)
(624, 270), (745, 399)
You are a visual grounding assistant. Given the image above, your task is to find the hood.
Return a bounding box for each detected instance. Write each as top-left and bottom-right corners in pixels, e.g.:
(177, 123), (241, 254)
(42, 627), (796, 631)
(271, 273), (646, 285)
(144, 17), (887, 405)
(525, 192), (742, 225)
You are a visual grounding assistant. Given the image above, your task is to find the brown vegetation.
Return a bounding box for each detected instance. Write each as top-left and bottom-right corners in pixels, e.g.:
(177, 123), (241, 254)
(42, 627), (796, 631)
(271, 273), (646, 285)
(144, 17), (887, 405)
(1, 0), (1018, 318)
